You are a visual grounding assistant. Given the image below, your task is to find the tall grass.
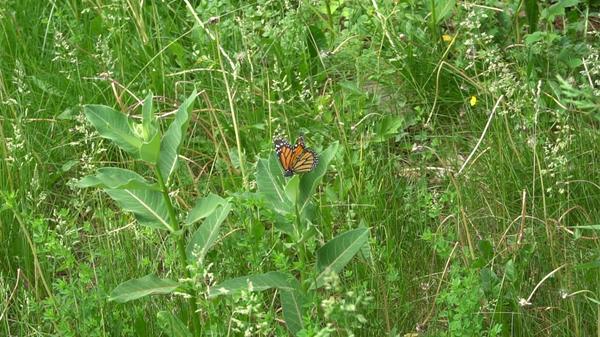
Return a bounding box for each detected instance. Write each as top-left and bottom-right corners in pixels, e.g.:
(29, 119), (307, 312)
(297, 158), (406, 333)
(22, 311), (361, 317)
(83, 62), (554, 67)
(1, 1), (598, 336)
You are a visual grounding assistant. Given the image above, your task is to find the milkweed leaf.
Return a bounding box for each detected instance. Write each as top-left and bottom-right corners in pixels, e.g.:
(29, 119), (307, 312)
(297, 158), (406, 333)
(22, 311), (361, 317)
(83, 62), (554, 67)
(105, 188), (172, 231)
(186, 203), (231, 263)
(313, 228), (369, 288)
(158, 90), (198, 182)
(77, 167), (159, 191)
(109, 274), (179, 303)
(84, 105), (141, 155)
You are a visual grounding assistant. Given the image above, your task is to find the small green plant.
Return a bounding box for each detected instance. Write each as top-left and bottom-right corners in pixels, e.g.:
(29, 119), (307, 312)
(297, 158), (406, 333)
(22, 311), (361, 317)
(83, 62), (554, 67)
(436, 269), (502, 337)
(77, 91), (231, 336)
(206, 142), (373, 336)
(77, 91), (371, 335)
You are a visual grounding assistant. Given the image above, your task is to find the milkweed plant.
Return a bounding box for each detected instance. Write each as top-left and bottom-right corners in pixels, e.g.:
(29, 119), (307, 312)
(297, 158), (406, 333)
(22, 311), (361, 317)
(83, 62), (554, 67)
(78, 91), (371, 336)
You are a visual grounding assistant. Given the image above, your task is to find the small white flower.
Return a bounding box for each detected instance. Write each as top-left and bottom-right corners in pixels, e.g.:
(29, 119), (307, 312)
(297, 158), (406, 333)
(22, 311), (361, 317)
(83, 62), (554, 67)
(518, 297), (531, 307)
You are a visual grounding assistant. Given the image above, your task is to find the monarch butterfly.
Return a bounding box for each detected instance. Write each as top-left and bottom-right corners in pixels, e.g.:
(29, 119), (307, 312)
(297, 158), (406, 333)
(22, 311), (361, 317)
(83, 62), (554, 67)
(274, 135), (318, 177)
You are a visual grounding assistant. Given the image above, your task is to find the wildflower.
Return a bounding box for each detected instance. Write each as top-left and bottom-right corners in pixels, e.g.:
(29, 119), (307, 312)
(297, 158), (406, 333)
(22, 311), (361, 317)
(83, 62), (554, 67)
(442, 34), (453, 42)
(518, 297), (531, 307)
(469, 95), (477, 106)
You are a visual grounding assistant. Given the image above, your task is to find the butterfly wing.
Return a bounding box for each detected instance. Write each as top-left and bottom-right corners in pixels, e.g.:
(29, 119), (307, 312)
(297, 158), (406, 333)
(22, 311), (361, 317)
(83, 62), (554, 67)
(274, 138), (295, 176)
(292, 135), (306, 159)
(291, 135), (318, 174)
(274, 135), (318, 176)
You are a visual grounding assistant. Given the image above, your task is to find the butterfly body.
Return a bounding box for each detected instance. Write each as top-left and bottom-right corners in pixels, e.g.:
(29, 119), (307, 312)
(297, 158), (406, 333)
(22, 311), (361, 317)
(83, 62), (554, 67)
(274, 136), (318, 177)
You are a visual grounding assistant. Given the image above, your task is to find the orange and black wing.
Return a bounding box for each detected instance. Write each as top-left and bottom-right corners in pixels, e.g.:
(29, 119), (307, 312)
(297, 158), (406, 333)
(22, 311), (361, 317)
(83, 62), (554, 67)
(291, 147), (318, 174)
(292, 135), (306, 159)
(274, 137), (295, 176)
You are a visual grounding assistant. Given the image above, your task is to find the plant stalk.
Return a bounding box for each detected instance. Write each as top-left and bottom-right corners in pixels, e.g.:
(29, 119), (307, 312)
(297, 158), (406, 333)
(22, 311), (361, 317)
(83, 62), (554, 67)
(294, 193), (308, 283)
(156, 169), (201, 336)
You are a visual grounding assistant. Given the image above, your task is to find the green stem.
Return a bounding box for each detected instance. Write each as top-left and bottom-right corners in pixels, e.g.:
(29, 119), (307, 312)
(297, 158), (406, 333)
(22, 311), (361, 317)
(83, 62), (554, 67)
(429, 0), (438, 42)
(155, 169), (201, 336)
(215, 32), (248, 190)
(294, 194), (308, 283)
(324, 0), (335, 43)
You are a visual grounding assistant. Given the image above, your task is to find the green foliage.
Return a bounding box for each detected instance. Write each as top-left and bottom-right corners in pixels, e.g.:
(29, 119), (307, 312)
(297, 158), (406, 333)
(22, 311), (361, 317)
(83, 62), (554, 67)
(158, 91), (197, 182)
(186, 202), (232, 263)
(436, 270), (499, 337)
(77, 167), (160, 191)
(280, 288), (305, 335)
(209, 271), (299, 298)
(314, 228), (370, 288)
(84, 105), (143, 155)
(2, 0), (599, 336)
(104, 189), (172, 231)
(157, 311), (193, 337)
(185, 193), (228, 225)
(109, 274), (180, 303)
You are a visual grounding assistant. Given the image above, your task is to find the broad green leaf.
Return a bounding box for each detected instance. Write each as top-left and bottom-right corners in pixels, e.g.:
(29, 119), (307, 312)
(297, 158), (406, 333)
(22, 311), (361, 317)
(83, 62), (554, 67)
(77, 167), (159, 191)
(524, 31), (546, 45)
(31, 76), (61, 96)
(185, 193), (228, 225)
(432, 0), (456, 23)
(158, 90), (198, 182)
(157, 311), (192, 337)
(281, 289), (304, 335)
(256, 156), (292, 215)
(297, 142), (339, 216)
(61, 159), (78, 172)
(84, 105), (142, 154)
(373, 116), (404, 142)
(285, 175), (300, 205)
(186, 203), (231, 263)
(317, 0), (342, 14)
(109, 274), (179, 303)
(139, 131), (161, 164)
(541, 0), (579, 22)
(105, 189), (172, 231)
(139, 92), (161, 163)
(208, 271), (297, 298)
(313, 228), (369, 288)
(559, 0), (580, 7)
(338, 81), (364, 96)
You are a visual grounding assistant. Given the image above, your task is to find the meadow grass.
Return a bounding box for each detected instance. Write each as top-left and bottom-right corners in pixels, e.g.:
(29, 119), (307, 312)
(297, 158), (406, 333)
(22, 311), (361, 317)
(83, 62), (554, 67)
(1, 1), (599, 336)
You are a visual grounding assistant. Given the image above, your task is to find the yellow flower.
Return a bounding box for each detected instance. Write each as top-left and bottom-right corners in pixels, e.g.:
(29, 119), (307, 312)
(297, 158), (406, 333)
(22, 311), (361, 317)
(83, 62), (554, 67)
(469, 95), (477, 107)
(442, 34), (453, 42)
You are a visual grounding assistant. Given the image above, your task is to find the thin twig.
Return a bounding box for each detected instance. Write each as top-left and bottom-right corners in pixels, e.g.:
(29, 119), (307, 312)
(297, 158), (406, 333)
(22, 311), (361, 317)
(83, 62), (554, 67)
(519, 264), (566, 306)
(517, 189), (527, 245)
(457, 95), (504, 176)
(421, 241), (459, 328)
(0, 269), (21, 321)
(183, 0), (236, 76)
